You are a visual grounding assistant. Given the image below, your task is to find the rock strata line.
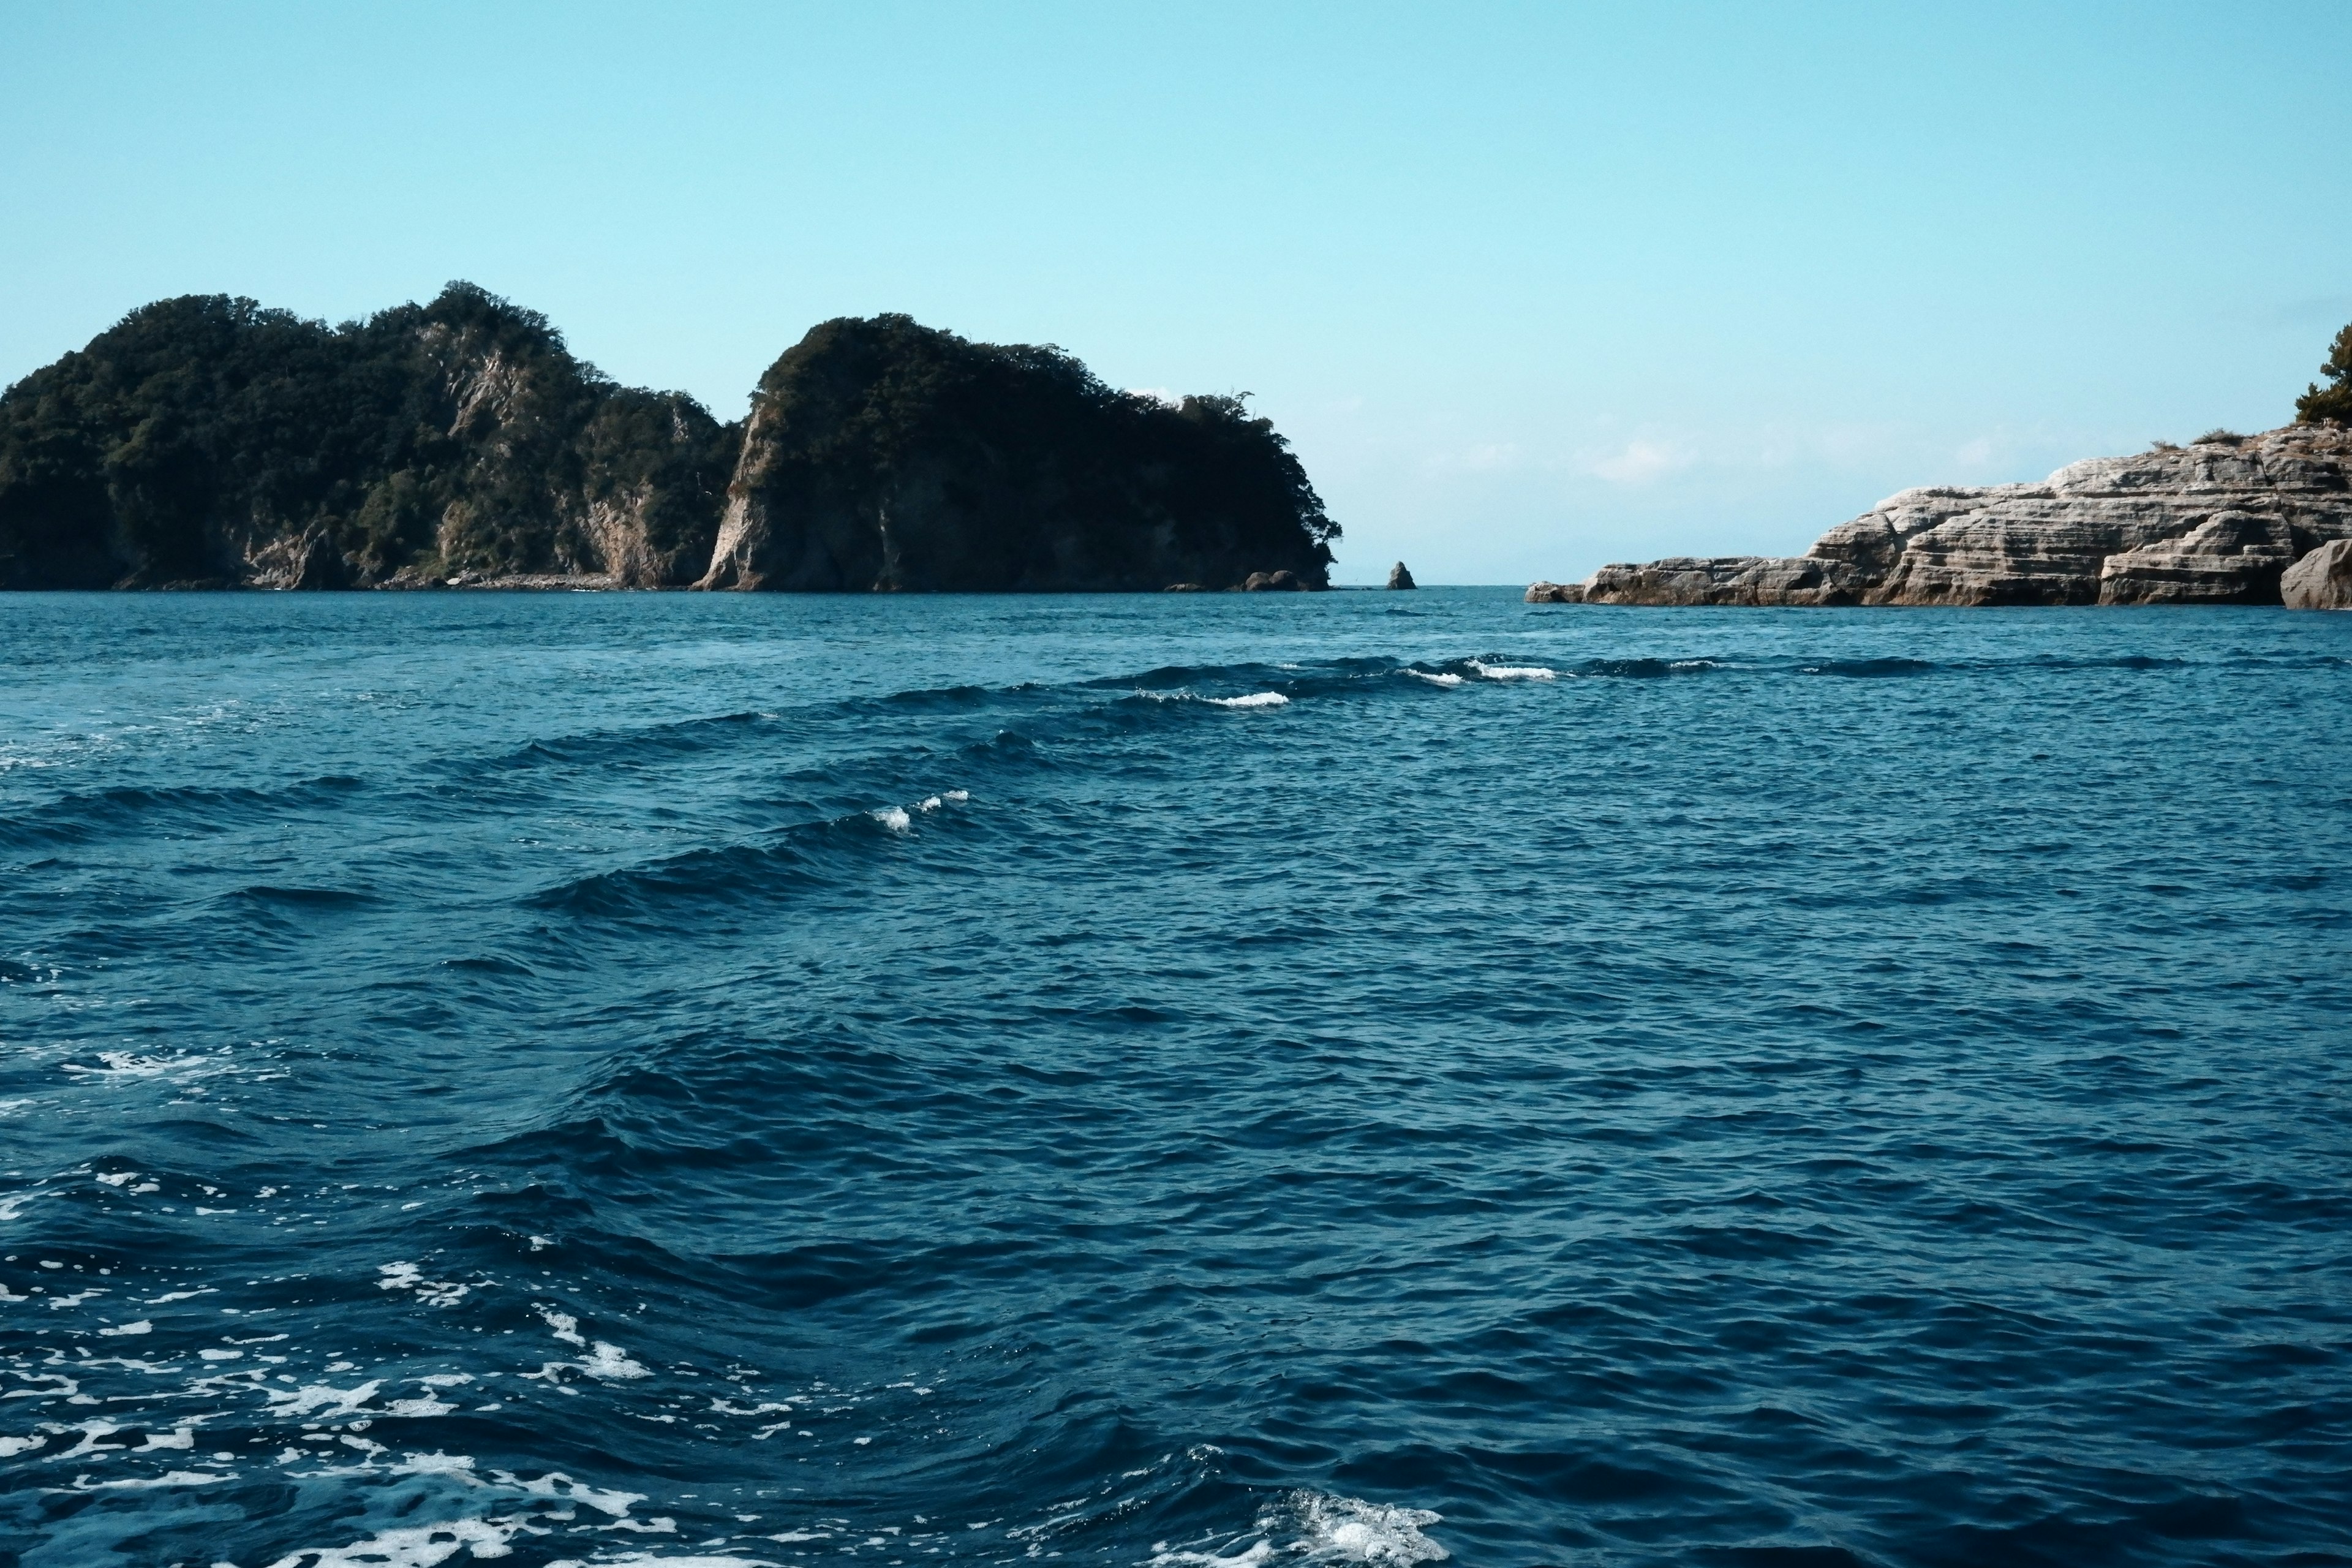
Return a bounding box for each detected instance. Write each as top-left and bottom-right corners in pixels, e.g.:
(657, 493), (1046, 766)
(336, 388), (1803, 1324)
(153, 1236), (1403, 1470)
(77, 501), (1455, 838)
(1530, 424), (2352, 608)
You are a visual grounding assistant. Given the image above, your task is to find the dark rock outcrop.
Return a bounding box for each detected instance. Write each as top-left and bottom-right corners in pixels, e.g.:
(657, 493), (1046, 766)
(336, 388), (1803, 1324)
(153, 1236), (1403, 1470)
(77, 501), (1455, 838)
(1387, 560), (1416, 589)
(1542, 424), (2352, 608)
(2283, 537), (2352, 609)
(697, 315), (1334, 592)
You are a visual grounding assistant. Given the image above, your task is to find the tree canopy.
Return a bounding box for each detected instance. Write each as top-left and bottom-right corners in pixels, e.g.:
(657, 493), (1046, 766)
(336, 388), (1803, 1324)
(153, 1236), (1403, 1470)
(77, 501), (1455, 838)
(0, 283), (736, 587)
(2296, 322), (2352, 425)
(0, 292), (1336, 592)
(717, 314), (1336, 590)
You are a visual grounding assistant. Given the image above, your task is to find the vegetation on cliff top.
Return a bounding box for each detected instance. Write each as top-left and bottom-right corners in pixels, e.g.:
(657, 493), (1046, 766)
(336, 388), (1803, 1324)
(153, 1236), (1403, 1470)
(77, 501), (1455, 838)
(0, 284), (737, 589)
(712, 314), (1335, 590)
(0, 288), (1336, 591)
(2296, 322), (2352, 426)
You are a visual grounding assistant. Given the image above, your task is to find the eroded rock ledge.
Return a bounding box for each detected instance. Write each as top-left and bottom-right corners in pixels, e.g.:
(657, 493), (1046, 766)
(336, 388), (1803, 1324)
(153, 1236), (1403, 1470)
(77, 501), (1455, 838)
(1529, 424), (2352, 608)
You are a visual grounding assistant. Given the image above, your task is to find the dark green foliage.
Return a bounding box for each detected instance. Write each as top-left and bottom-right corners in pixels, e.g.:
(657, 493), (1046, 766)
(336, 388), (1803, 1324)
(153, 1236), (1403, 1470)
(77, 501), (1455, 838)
(0, 293), (1329, 592)
(2296, 323), (2352, 425)
(2192, 429), (2245, 446)
(0, 284), (737, 588)
(722, 314), (1336, 590)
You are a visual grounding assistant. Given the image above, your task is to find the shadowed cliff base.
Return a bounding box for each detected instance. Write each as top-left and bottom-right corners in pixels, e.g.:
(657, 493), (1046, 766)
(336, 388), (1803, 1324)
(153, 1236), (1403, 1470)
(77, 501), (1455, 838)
(0, 289), (1336, 592)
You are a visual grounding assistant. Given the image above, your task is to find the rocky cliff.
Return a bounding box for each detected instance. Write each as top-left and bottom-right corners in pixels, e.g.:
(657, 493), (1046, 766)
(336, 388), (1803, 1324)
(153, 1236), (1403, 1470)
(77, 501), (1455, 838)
(1530, 423), (2352, 608)
(698, 315), (1335, 592)
(0, 285), (738, 590)
(0, 294), (1335, 594)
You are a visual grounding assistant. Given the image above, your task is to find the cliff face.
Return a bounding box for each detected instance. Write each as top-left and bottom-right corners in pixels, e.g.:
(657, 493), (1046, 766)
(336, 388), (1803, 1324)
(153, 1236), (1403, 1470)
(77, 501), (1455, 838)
(0, 296), (1335, 594)
(0, 286), (734, 590)
(1533, 424), (2352, 608)
(698, 315), (1336, 592)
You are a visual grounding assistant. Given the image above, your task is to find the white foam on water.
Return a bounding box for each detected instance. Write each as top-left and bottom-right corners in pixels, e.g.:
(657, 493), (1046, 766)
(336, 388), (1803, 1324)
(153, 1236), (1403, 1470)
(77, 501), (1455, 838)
(943, 788), (970, 801)
(70, 1468), (230, 1491)
(537, 1305), (587, 1346)
(504, 1469), (647, 1517)
(259, 1516), (519, 1568)
(97, 1319), (153, 1336)
(1406, 671), (1465, 687)
(917, 795), (943, 812)
(60, 1050), (236, 1083)
(546, 1557), (777, 1568)
(0, 1434), (46, 1457)
(1205, 692), (1289, 709)
(871, 805), (912, 832)
(578, 1341), (650, 1381)
(1467, 660), (1555, 680)
(378, 1261), (469, 1308)
(1151, 1492), (1446, 1568)
(265, 1380), (383, 1419)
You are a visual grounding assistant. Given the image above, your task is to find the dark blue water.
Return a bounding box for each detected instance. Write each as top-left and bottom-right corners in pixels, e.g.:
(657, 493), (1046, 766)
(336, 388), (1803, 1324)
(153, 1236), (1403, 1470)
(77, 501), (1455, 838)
(2, 590), (2348, 1568)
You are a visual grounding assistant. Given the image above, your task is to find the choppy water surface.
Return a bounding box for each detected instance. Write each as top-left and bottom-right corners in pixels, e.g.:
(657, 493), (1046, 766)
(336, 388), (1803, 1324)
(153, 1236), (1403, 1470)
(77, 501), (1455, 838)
(2, 589), (2348, 1567)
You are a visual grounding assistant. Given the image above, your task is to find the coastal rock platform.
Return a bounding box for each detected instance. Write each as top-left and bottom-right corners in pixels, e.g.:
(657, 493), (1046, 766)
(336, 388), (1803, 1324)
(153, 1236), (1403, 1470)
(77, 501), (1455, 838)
(1537, 423), (2352, 608)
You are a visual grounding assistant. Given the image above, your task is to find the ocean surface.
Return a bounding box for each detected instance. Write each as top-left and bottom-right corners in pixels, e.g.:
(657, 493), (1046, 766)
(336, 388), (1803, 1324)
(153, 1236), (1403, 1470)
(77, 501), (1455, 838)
(2, 588), (2348, 1568)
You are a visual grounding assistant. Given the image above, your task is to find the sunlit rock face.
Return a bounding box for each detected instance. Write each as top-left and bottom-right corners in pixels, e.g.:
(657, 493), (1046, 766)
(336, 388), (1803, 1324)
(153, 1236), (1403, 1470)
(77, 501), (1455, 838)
(2283, 537), (2352, 609)
(1549, 424), (2352, 608)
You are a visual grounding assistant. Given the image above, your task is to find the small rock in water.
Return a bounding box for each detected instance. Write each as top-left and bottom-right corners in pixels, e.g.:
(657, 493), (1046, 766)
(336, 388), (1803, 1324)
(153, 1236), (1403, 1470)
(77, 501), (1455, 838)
(1242, 570), (1305, 591)
(1387, 561), (1417, 590)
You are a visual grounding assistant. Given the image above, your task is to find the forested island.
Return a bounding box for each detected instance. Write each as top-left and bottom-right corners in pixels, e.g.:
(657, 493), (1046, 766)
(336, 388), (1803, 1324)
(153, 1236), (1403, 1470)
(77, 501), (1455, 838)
(0, 285), (1338, 592)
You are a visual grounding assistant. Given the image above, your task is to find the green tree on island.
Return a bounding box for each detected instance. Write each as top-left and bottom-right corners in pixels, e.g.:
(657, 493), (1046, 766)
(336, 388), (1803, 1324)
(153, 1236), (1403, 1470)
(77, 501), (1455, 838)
(2296, 322), (2352, 424)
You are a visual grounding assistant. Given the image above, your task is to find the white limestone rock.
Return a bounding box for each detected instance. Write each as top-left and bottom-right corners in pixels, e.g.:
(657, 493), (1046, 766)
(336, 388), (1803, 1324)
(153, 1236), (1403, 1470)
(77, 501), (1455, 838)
(2282, 537), (2352, 609)
(1532, 424), (2352, 607)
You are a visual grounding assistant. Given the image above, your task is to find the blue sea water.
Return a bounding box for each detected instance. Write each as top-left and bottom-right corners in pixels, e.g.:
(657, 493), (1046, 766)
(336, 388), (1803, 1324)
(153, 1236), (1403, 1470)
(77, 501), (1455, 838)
(1, 588), (2348, 1568)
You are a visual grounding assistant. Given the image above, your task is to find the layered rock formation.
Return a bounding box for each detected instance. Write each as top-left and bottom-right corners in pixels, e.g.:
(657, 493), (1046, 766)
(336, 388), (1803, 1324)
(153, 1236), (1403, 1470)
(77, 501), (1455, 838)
(1533, 424), (2352, 607)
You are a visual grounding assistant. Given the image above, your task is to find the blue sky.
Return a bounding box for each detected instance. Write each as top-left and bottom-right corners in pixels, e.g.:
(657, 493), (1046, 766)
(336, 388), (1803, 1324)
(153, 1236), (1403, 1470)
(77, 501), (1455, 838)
(4, 1), (2348, 582)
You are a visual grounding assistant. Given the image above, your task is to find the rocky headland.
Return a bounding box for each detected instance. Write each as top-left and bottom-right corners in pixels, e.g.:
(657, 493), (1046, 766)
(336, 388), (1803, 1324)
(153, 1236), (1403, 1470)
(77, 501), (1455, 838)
(0, 287), (1335, 592)
(1530, 421), (2352, 610)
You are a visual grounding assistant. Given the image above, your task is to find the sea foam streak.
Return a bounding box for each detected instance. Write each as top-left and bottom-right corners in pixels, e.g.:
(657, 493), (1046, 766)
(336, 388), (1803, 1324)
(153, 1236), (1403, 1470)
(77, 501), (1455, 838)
(1150, 1491), (1447, 1567)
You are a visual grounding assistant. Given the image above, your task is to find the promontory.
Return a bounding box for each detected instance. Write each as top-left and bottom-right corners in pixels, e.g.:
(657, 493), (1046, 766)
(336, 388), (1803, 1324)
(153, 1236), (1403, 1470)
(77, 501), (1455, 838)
(1531, 326), (2352, 611)
(0, 285), (1337, 592)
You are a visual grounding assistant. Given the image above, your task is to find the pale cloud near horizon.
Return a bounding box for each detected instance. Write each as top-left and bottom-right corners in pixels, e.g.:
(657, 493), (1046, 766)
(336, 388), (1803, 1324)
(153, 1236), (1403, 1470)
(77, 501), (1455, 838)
(1586, 437), (1692, 485)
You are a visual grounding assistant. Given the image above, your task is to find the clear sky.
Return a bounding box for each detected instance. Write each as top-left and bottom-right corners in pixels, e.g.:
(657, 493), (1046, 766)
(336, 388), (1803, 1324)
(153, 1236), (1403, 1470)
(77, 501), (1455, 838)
(5, 1), (2348, 583)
